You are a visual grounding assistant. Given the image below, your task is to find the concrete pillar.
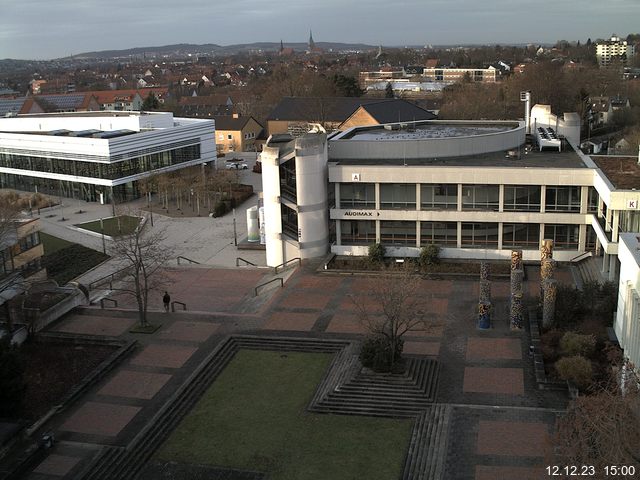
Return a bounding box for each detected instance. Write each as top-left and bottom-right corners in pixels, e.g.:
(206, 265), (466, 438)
(498, 184), (504, 213)
(457, 184), (463, 211)
(511, 268), (524, 296)
(335, 220), (342, 246)
(457, 221), (462, 249)
(497, 223), (504, 250)
(578, 224), (587, 252)
(480, 279), (491, 304)
(612, 210), (620, 242)
(605, 206), (612, 232)
(609, 254), (618, 282)
(375, 220), (380, 243)
(335, 183), (341, 208)
(602, 252), (610, 275)
(415, 183), (421, 212)
(511, 249), (523, 271)
(540, 239), (554, 260)
(415, 221), (420, 248)
(510, 292), (524, 330)
(540, 185), (546, 213)
(480, 261), (490, 280)
(375, 183), (380, 210)
(580, 186), (589, 214)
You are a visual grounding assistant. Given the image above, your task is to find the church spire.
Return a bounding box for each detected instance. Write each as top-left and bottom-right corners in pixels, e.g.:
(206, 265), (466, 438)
(308, 30), (315, 51)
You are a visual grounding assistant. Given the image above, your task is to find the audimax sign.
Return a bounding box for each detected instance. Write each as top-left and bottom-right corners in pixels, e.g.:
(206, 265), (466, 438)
(344, 210), (380, 217)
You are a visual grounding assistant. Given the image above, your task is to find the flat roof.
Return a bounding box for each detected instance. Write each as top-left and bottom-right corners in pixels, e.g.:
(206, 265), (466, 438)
(331, 145), (588, 169)
(592, 156), (640, 190)
(339, 122), (518, 141)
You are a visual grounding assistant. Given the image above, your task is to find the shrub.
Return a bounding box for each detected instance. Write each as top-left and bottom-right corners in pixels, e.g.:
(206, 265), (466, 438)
(213, 202), (227, 217)
(0, 339), (25, 418)
(359, 335), (403, 372)
(419, 244), (440, 268)
(555, 355), (593, 390)
(368, 243), (386, 264)
(560, 332), (596, 357)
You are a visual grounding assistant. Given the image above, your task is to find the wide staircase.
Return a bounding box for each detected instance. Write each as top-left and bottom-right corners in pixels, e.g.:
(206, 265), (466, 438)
(572, 255), (605, 287)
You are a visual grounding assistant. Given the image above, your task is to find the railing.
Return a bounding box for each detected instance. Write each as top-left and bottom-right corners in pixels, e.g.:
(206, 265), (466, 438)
(100, 298), (118, 309)
(569, 251), (593, 263)
(171, 301), (187, 312)
(177, 256), (200, 265)
(89, 266), (131, 291)
(236, 257), (258, 267)
(274, 257), (301, 274)
(254, 277), (283, 296)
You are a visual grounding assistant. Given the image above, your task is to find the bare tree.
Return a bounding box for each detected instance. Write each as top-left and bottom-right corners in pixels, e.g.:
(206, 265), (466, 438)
(551, 375), (640, 474)
(0, 197), (26, 332)
(111, 221), (174, 327)
(352, 267), (439, 370)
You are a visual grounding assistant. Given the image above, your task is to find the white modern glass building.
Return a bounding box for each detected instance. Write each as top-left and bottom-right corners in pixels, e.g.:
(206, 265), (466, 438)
(0, 111), (215, 203)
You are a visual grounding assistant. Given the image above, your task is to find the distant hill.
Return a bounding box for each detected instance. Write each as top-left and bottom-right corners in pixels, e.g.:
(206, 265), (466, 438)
(65, 42), (378, 60)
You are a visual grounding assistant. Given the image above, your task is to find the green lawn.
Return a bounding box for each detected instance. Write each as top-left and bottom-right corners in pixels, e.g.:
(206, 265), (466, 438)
(156, 350), (413, 480)
(40, 232), (109, 284)
(75, 215), (140, 237)
(40, 232), (73, 255)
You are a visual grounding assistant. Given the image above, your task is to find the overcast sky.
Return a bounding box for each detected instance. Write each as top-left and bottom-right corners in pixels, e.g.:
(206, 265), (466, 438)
(1, 0), (639, 60)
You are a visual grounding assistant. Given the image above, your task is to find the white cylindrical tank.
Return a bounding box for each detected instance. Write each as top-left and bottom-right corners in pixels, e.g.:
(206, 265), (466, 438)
(246, 206), (259, 242)
(261, 143), (284, 267)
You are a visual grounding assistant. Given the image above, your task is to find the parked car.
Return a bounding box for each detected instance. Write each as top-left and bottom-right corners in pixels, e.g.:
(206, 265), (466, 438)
(225, 159), (248, 170)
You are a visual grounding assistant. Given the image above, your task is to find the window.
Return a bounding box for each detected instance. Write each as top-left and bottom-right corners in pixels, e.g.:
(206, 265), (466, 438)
(341, 220), (376, 245)
(503, 185), (541, 212)
(462, 185), (499, 210)
(544, 224), (579, 250)
(380, 221), (416, 246)
(380, 184), (416, 210)
(545, 186), (581, 212)
(227, 134), (233, 140)
(281, 204), (298, 240)
(461, 223), (499, 248)
(502, 223), (539, 249)
(340, 183), (375, 209)
(421, 184), (457, 210)
(587, 187), (598, 213)
(421, 222), (457, 246)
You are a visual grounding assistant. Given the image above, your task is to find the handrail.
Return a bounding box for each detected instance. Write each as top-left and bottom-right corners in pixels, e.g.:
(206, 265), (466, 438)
(569, 251), (593, 263)
(273, 257), (301, 274)
(89, 266), (131, 291)
(100, 298), (118, 309)
(236, 257), (258, 267)
(171, 301), (187, 312)
(177, 256), (200, 265)
(254, 277), (283, 296)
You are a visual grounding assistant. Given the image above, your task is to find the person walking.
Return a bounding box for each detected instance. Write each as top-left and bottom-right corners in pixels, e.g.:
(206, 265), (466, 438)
(163, 291), (171, 312)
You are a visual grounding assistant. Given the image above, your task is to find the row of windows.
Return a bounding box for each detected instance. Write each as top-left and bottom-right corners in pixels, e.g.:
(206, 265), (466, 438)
(0, 144), (201, 181)
(339, 183), (597, 213)
(340, 220), (582, 250)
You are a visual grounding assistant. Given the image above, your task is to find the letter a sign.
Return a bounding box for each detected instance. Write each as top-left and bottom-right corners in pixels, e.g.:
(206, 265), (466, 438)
(352, 173), (361, 182)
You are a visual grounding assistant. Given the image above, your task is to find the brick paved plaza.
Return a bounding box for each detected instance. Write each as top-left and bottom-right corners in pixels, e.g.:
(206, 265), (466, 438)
(24, 263), (571, 479)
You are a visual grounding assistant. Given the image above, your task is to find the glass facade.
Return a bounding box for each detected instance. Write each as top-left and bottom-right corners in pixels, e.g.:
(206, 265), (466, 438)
(461, 185), (499, 210)
(420, 222), (457, 246)
(380, 221), (416, 245)
(502, 223), (539, 249)
(340, 220), (376, 245)
(279, 158), (296, 201)
(281, 204), (298, 240)
(340, 183), (375, 209)
(0, 144), (201, 181)
(461, 222), (499, 248)
(380, 184), (416, 210)
(503, 185), (541, 212)
(545, 186), (581, 212)
(421, 184), (457, 210)
(544, 224), (579, 250)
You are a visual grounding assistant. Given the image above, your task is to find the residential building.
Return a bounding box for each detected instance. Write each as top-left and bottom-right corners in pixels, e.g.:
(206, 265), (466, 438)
(266, 97), (436, 137)
(90, 90), (144, 111)
(213, 114), (264, 154)
(596, 35), (635, 67)
(0, 217), (46, 312)
(0, 111), (215, 203)
(25, 93), (100, 113)
(422, 66), (497, 84)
